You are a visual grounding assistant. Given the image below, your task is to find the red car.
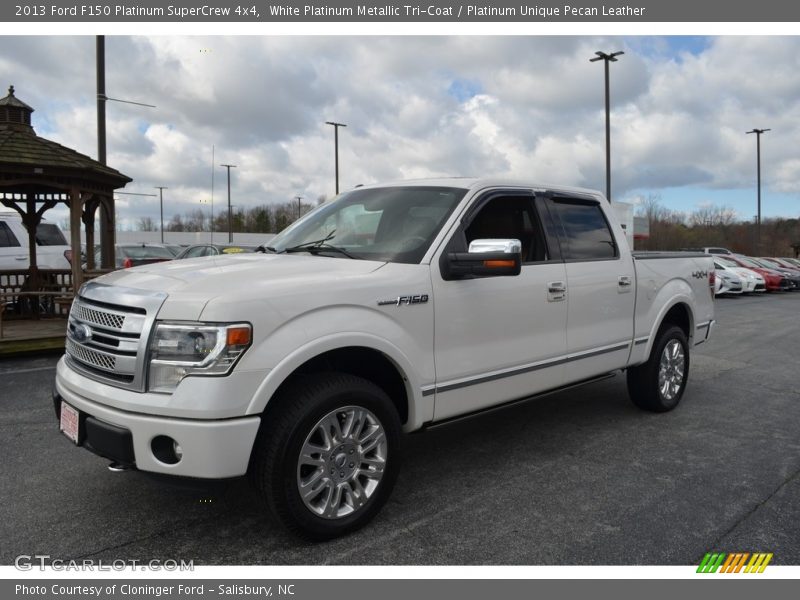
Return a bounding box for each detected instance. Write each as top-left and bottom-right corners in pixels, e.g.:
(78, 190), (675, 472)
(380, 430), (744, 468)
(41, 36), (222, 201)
(722, 255), (792, 292)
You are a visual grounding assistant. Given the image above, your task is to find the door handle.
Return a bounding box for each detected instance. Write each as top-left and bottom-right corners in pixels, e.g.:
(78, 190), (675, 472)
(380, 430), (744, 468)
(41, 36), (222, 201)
(618, 275), (632, 292)
(547, 281), (566, 301)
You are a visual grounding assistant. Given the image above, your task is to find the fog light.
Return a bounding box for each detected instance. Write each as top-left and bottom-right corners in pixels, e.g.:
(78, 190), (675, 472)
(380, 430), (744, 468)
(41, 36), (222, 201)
(151, 435), (182, 465)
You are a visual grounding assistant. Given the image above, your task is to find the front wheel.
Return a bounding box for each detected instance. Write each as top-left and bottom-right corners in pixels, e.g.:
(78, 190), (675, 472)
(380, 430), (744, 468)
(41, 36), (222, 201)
(627, 325), (690, 412)
(250, 373), (401, 540)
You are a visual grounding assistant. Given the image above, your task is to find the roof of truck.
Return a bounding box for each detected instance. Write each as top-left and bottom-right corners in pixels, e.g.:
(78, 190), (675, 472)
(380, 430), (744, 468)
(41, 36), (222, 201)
(352, 177), (606, 199)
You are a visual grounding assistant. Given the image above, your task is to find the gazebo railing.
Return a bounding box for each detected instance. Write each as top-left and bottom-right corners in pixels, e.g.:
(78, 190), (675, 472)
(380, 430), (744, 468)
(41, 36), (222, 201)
(0, 268), (74, 320)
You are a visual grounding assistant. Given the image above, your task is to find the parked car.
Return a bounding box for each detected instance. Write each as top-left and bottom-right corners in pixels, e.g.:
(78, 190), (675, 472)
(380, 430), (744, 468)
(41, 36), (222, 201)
(174, 244), (260, 259)
(713, 256), (765, 293)
(713, 266), (743, 295)
(94, 243), (176, 269)
(750, 258), (800, 289)
(721, 255), (793, 291)
(758, 257), (800, 276)
(779, 257), (800, 269)
(56, 177), (715, 539)
(682, 246), (735, 255)
(0, 211), (72, 270)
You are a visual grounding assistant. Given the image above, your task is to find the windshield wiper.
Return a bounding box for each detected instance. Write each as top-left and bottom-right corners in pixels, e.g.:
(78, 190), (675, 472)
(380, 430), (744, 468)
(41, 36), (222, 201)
(297, 244), (358, 259)
(281, 231), (359, 259)
(283, 230), (337, 253)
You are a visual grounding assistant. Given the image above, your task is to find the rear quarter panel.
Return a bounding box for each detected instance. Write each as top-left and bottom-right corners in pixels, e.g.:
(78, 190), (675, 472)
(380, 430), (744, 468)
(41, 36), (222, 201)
(629, 253), (715, 366)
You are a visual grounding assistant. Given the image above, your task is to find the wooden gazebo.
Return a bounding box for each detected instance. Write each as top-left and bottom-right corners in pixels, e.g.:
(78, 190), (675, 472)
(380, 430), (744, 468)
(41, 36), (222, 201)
(0, 85), (131, 301)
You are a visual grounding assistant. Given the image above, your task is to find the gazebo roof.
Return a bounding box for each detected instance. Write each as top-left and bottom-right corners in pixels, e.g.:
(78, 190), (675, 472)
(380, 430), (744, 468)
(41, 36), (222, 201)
(0, 85), (33, 111)
(0, 85), (131, 186)
(0, 128), (131, 184)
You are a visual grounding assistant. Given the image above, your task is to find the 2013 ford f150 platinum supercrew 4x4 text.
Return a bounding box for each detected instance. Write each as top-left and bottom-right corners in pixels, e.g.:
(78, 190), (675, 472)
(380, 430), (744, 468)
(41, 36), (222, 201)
(54, 178), (715, 539)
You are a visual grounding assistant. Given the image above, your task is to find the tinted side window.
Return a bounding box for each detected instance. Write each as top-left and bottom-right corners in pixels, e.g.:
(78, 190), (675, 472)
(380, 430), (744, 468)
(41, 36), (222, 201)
(0, 222), (21, 247)
(464, 195), (549, 263)
(36, 223), (68, 246)
(550, 199), (617, 260)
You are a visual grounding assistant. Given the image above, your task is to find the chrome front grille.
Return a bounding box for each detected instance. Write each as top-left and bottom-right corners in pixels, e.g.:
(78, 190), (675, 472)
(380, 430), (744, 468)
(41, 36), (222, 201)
(66, 339), (117, 371)
(72, 303), (126, 330)
(64, 282), (167, 391)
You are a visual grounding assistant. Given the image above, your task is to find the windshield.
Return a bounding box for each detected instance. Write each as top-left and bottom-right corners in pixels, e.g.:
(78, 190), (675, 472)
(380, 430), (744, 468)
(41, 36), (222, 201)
(759, 258), (788, 269)
(119, 246), (175, 259)
(750, 258), (777, 269)
(268, 186), (467, 263)
(735, 257), (761, 268)
(715, 257), (739, 268)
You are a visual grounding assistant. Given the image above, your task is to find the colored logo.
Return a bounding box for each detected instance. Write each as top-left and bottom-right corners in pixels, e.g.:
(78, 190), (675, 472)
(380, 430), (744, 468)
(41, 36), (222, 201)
(697, 552), (773, 573)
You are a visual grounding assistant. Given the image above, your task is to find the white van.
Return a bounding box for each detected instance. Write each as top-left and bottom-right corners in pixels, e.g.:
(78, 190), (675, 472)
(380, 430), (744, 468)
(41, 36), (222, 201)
(0, 211), (72, 270)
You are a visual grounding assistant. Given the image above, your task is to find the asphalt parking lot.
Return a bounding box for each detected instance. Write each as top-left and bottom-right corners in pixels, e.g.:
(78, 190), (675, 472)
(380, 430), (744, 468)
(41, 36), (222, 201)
(2, 292), (799, 566)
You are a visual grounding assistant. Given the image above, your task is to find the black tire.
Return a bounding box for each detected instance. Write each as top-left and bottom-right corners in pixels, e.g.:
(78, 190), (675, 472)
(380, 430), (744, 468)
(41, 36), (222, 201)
(627, 325), (690, 412)
(249, 372), (401, 540)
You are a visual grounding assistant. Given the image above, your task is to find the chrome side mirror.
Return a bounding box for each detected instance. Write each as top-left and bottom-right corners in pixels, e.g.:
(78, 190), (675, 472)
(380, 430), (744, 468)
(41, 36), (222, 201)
(468, 239), (522, 254)
(442, 239), (522, 280)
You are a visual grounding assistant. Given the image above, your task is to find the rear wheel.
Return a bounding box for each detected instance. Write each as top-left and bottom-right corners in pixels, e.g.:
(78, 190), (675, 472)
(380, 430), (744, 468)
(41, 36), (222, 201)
(627, 325), (689, 412)
(250, 373), (401, 540)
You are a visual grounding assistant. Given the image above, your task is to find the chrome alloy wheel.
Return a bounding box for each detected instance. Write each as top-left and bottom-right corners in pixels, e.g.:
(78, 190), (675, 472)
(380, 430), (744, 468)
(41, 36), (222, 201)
(296, 406), (387, 519)
(658, 339), (685, 402)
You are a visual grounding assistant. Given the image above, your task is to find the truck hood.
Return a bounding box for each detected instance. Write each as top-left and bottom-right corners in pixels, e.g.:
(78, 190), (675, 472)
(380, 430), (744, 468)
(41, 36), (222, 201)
(91, 254), (387, 320)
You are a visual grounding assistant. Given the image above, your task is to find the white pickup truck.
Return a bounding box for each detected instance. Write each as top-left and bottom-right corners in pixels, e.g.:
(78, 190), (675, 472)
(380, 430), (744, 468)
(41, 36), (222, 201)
(54, 178), (715, 539)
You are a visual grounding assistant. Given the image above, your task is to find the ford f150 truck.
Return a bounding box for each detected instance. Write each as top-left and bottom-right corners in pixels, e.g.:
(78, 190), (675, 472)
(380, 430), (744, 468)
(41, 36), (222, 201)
(54, 178), (715, 539)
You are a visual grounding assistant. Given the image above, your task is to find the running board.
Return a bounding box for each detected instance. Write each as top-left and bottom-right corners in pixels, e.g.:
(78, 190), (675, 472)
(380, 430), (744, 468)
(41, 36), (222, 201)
(420, 372), (619, 431)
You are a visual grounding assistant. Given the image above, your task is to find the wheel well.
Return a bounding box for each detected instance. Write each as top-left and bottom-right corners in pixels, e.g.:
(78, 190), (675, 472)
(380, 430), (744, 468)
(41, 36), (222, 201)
(265, 347), (410, 425)
(660, 303), (691, 339)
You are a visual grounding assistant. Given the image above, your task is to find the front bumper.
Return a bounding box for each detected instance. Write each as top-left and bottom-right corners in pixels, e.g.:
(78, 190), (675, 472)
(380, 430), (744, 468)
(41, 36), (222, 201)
(54, 378), (261, 479)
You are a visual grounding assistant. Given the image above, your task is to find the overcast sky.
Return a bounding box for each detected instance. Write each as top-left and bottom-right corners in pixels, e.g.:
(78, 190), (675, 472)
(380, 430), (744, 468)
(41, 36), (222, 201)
(1, 35), (798, 229)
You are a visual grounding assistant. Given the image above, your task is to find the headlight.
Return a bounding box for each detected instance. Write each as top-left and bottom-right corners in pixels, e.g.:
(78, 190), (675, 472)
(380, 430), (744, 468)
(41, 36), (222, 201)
(147, 322), (252, 393)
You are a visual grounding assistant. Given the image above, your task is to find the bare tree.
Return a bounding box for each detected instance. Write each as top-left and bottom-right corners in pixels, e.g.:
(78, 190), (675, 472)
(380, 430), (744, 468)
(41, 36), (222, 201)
(167, 214), (185, 232)
(689, 204), (737, 228)
(137, 216), (156, 231)
(184, 209), (207, 232)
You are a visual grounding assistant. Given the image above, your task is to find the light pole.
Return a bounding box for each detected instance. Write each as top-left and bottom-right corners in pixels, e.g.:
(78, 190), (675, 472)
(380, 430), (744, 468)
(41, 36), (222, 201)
(230, 205), (238, 232)
(220, 164), (237, 243)
(154, 186), (167, 243)
(325, 121), (347, 194)
(95, 35), (155, 270)
(295, 196), (303, 220)
(590, 50), (624, 202)
(746, 128), (770, 253)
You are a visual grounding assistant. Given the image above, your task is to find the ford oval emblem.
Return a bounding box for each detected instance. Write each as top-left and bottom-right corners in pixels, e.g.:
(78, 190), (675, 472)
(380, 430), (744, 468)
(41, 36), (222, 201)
(73, 323), (93, 343)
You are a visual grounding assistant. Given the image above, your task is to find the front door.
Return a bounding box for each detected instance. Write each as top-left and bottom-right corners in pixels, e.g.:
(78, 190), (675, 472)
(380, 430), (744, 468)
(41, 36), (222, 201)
(431, 190), (568, 421)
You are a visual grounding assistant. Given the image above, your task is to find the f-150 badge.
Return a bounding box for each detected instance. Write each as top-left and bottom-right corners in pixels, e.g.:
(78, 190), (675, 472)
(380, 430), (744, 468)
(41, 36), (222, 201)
(377, 294), (429, 306)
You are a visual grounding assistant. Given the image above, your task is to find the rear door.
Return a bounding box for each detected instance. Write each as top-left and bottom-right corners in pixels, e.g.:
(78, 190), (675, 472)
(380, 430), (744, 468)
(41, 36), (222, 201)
(547, 194), (635, 381)
(0, 220), (28, 269)
(431, 189), (568, 421)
